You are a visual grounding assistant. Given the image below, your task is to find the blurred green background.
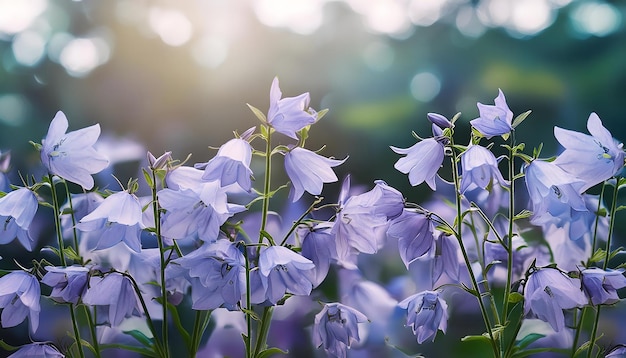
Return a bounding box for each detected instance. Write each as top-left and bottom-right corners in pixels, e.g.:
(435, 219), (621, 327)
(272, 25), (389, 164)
(0, 0), (624, 197)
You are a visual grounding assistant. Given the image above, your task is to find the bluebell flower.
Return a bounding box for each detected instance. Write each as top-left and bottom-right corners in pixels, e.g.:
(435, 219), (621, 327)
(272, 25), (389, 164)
(312, 302), (368, 358)
(524, 267), (587, 331)
(268, 77), (317, 139)
(432, 233), (460, 284)
(60, 192), (103, 239)
(391, 133), (445, 190)
(581, 268), (626, 306)
(82, 273), (141, 326)
(147, 150), (172, 171)
(606, 345), (626, 357)
(554, 113), (624, 191)
(0, 187), (38, 251)
(8, 342), (64, 358)
(258, 245), (315, 304)
(387, 209), (436, 269)
(0, 151), (11, 193)
(40, 111), (109, 190)
(398, 290), (448, 343)
(460, 144), (507, 193)
(0, 271), (40, 333)
(427, 112), (452, 129)
(300, 222), (336, 287)
(470, 89), (514, 138)
(77, 191), (144, 252)
(41, 265), (90, 304)
(195, 138), (253, 191)
(171, 239), (246, 310)
(284, 147), (346, 202)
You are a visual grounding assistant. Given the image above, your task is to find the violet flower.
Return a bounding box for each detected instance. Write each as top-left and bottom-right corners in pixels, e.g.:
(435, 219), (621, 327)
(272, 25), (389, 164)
(387, 209), (436, 269)
(470, 89), (514, 138)
(300, 222), (336, 287)
(258, 245), (315, 304)
(8, 342), (64, 358)
(432, 233), (460, 284)
(195, 138), (253, 191)
(0, 187), (38, 251)
(284, 147), (346, 202)
(267, 77), (317, 139)
(0, 271), (40, 333)
(41, 266), (90, 304)
(312, 302), (368, 358)
(391, 132), (445, 190)
(460, 144), (507, 193)
(581, 268), (626, 306)
(398, 290), (448, 344)
(40, 111), (108, 190)
(82, 273), (141, 326)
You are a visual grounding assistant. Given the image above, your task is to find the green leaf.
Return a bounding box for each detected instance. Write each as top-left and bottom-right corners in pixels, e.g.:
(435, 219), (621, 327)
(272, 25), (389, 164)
(508, 292), (524, 304)
(256, 347), (289, 358)
(259, 230), (275, 245)
(461, 334), (491, 343)
(316, 108), (329, 121)
(142, 168), (153, 188)
(99, 343), (159, 357)
(513, 210), (532, 220)
(63, 246), (81, 262)
(247, 104), (267, 124)
(512, 110), (532, 128)
(515, 333), (544, 350)
(123, 329), (155, 348)
(589, 248), (607, 263)
(167, 302), (192, 349)
(0, 340), (19, 351)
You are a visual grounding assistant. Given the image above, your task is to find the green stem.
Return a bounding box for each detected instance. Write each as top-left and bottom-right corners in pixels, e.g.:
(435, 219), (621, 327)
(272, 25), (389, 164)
(48, 174), (66, 266)
(190, 310), (212, 356)
(69, 304), (86, 358)
(151, 170), (170, 358)
(571, 307), (586, 358)
(63, 180), (81, 261)
(253, 307), (274, 357)
(244, 246), (253, 358)
(84, 305), (102, 358)
(260, 124), (273, 241)
(502, 137), (516, 325)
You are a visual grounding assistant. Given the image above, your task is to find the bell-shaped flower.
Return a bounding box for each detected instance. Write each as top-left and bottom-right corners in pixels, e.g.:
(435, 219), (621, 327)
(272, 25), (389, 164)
(171, 239), (246, 310)
(470, 89), (514, 138)
(60, 192), (104, 239)
(391, 126), (445, 190)
(284, 147), (346, 202)
(524, 160), (587, 227)
(0, 271), (40, 333)
(147, 150), (172, 171)
(606, 345), (626, 357)
(40, 111), (109, 190)
(312, 302), (368, 358)
(581, 268), (626, 306)
(398, 290), (448, 344)
(553, 113), (624, 191)
(0, 187), (38, 251)
(82, 273), (141, 326)
(267, 77), (317, 139)
(460, 144), (507, 193)
(258, 245), (315, 304)
(195, 138), (253, 191)
(77, 191), (144, 253)
(41, 266), (90, 305)
(427, 112), (452, 129)
(523, 267), (587, 332)
(432, 233), (460, 284)
(387, 209), (436, 269)
(300, 222), (336, 287)
(8, 342), (64, 358)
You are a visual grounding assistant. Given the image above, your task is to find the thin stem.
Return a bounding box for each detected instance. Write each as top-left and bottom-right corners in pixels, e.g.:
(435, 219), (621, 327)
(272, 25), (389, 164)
(253, 307), (274, 357)
(84, 305), (102, 358)
(190, 310), (212, 356)
(244, 246), (253, 358)
(151, 170), (170, 358)
(279, 196), (324, 246)
(63, 180), (81, 261)
(260, 124), (272, 241)
(571, 307), (586, 358)
(502, 136), (516, 324)
(69, 304), (86, 358)
(49, 174), (66, 266)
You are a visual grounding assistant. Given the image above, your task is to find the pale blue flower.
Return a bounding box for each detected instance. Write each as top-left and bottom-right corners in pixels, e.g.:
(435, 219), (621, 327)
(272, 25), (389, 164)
(312, 302), (368, 358)
(268, 77), (317, 139)
(391, 128), (445, 190)
(470, 89), (513, 138)
(606, 345), (626, 357)
(77, 191), (144, 252)
(40, 111), (109, 190)
(147, 150), (172, 170)
(581, 268), (626, 306)
(300, 222), (336, 287)
(0, 271), (40, 333)
(82, 273), (141, 326)
(60, 192), (104, 239)
(432, 233), (460, 284)
(0, 187), (38, 251)
(427, 112), (452, 129)
(398, 290), (448, 343)
(258, 245), (315, 304)
(196, 138), (253, 191)
(460, 144), (507, 193)
(387, 209), (436, 269)
(554, 113), (624, 191)
(8, 343), (64, 358)
(284, 147), (346, 202)
(41, 266), (90, 304)
(524, 267), (587, 332)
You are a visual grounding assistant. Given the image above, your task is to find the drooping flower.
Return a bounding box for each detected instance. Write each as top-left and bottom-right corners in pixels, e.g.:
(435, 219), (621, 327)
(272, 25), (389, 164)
(460, 144), (507, 193)
(391, 125), (446, 190)
(606, 345), (626, 358)
(195, 138), (253, 191)
(257, 245), (315, 304)
(470, 89), (514, 138)
(432, 233), (460, 284)
(8, 342), (64, 358)
(553, 113), (624, 191)
(40, 111), (109, 190)
(312, 302), (368, 358)
(580, 268), (626, 306)
(0, 271), (40, 333)
(41, 266), (90, 304)
(300, 222), (336, 287)
(398, 290), (448, 344)
(77, 191), (144, 253)
(0, 187), (38, 251)
(524, 267), (587, 331)
(0, 150), (11, 193)
(267, 77), (317, 139)
(427, 112), (452, 129)
(284, 147), (346, 202)
(387, 209), (436, 269)
(82, 273), (141, 326)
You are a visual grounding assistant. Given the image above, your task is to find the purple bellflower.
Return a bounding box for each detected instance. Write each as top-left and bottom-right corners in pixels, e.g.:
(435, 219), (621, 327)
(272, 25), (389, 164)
(398, 290), (448, 344)
(77, 191), (144, 252)
(300, 222), (336, 287)
(258, 245), (315, 304)
(61, 192), (104, 239)
(427, 112), (452, 129)
(268, 77), (317, 139)
(0, 271), (40, 333)
(387, 209), (436, 269)
(312, 302), (368, 358)
(460, 144), (507, 193)
(470, 89), (514, 138)
(41, 266), (90, 304)
(82, 273), (141, 326)
(284, 147), (346, 202)
(391, 124), (446, 190)
(581, 268), (626, 306)
(524, 267), (587, 332)
(40, 111), (109, 190)
(0, 187), (38, 251)
(195, 138), (254, 191)
(432, 233), (460, 284)
(8, 343), (64, 358)
(606, 345), (626, 358)
(554, 113), (624, 191)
